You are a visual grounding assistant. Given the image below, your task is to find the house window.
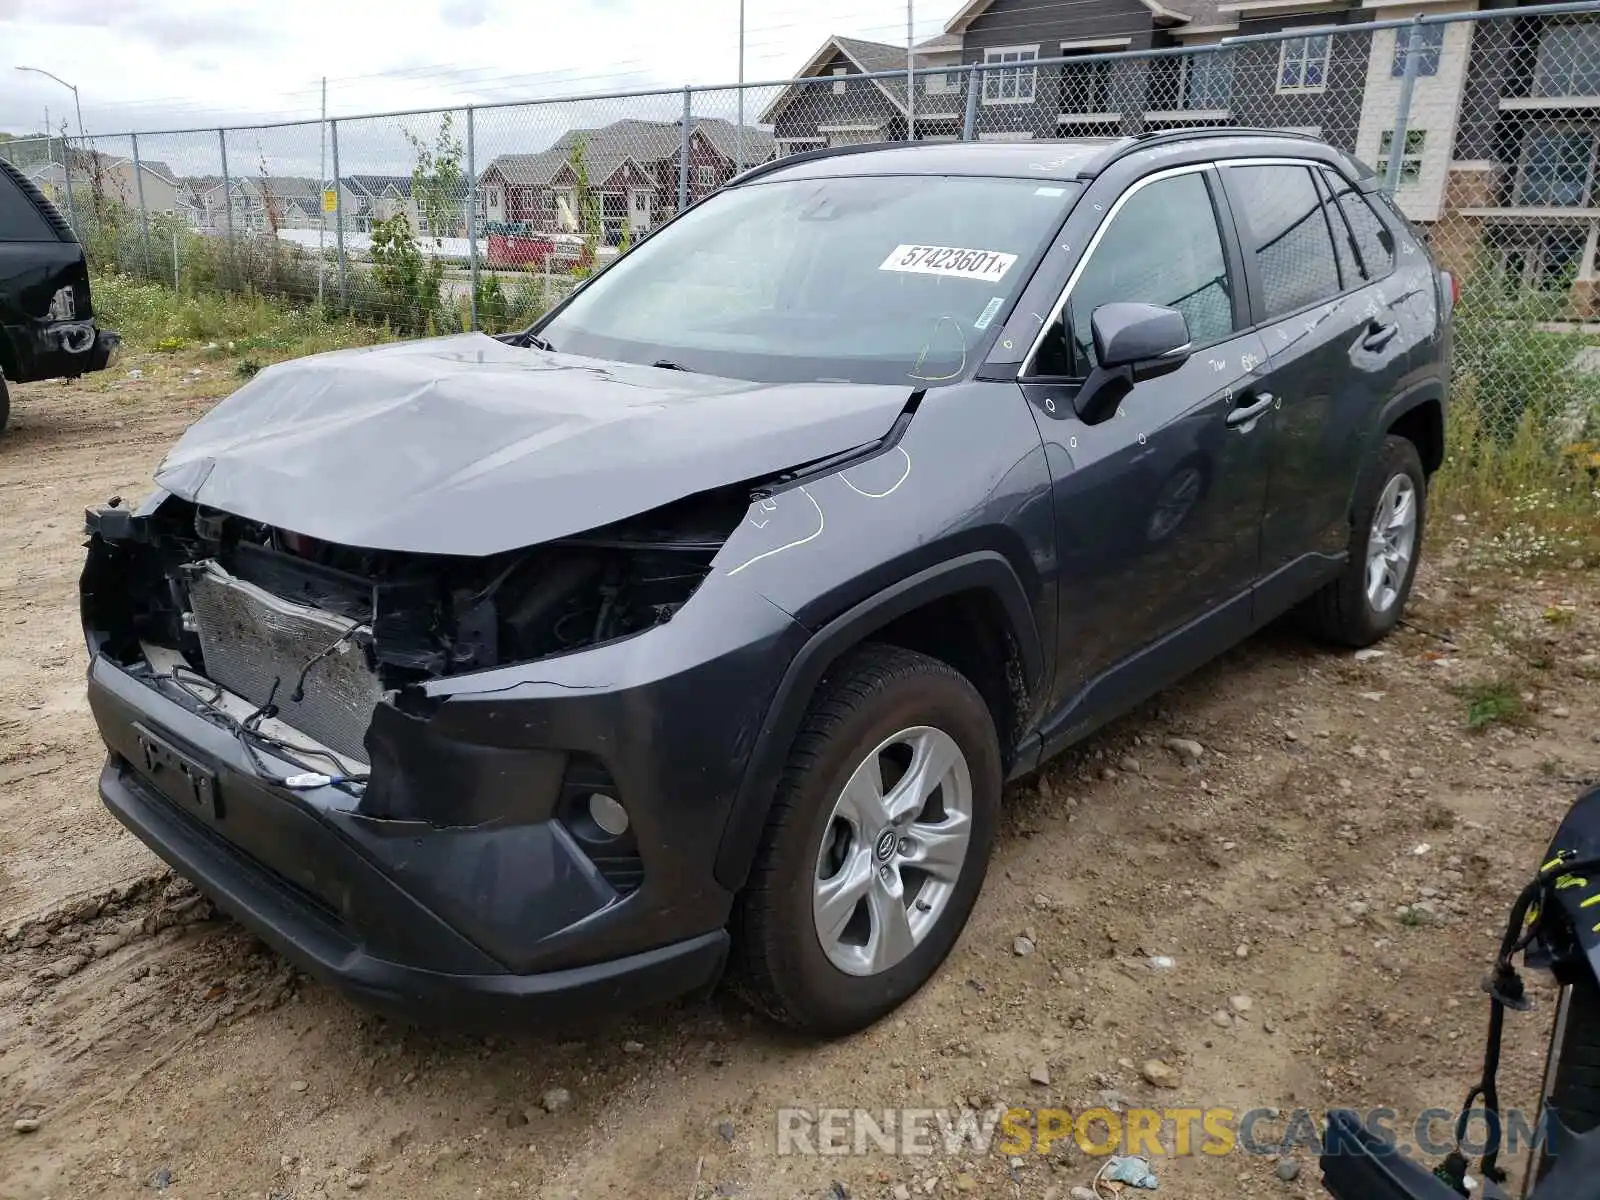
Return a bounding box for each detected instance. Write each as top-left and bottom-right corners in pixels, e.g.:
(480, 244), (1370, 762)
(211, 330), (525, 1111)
(1377, 129), (1426, 185)
(1390, 24), (1443, 78)
(696, 164), (718, 188)
(1515, 128), (1598, 206)
(1495, 229), (1588, 293)
(1534, 21), (1600, 97)
(1183, 51), (1233, 110)
(832, 66), (848, 95)
(983, 46), (1038, 104)
(776, 137), (825, 158)
(1061, 52), (1110, 113)
(1277, 34), (1330, 92)
(924, 70), (965, 96)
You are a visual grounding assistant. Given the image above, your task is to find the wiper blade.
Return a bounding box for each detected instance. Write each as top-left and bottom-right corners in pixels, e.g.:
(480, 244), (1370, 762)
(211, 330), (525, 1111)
(498, 329), (556, 351)
(651, 359), (691, 371)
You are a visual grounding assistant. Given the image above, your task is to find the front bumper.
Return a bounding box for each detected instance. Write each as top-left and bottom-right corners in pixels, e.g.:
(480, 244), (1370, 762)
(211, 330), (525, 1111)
(85, 573), (807, 1025)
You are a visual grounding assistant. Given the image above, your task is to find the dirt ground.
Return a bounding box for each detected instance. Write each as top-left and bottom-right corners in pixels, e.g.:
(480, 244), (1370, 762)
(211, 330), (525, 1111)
(1, 355), (1596, 1200)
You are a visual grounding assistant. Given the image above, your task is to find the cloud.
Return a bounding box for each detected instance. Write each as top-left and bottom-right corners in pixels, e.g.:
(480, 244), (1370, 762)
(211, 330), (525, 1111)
(438, 0), (493, 27)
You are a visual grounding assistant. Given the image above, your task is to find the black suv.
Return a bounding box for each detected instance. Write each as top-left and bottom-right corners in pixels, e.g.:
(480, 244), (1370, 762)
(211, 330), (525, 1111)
(0, 160), (118, 431)
(82, 131), (1451, 1035)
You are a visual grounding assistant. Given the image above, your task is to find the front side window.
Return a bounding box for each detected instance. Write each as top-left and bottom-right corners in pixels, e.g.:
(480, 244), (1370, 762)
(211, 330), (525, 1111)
(1535, 21), (1600, 97)
(1184, 52), (1234, 110)
(1032, 170), (1234, 377)
(1277, 35), (1331, 92)
(537, 174), (1078, 385)
(984, 47), (1039, 104)
(1226, 164), (1343, 319)
(1516, 128), (1597, 206)
(1391, 24), (1443, 78)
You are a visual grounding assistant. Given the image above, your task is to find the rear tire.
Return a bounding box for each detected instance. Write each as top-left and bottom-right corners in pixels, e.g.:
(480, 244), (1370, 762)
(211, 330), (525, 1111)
(1300, 435), (1426, 648)
(732, 644), (1001, 1036)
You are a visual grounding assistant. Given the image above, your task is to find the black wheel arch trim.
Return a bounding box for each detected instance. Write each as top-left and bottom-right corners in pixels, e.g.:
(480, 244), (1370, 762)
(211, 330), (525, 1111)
(713, 549), (1044, 892)
(1376, 382), (1452, 476)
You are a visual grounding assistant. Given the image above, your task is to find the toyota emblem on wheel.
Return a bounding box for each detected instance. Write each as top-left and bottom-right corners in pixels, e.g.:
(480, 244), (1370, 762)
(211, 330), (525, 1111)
(874, 829), (898, 862)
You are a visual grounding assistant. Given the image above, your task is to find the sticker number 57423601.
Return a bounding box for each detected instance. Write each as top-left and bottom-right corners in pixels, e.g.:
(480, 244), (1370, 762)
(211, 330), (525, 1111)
(879, 244), (1018, 284)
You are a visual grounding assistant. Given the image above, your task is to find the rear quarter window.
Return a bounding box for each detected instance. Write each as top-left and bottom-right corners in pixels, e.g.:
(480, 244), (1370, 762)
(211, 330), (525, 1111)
(0, 163), (64, 243)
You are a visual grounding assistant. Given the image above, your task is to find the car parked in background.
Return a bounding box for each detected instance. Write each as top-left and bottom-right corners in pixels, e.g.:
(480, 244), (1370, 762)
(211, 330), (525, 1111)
(0, 160), (119, 432)
(82, 130), (1451, 1036)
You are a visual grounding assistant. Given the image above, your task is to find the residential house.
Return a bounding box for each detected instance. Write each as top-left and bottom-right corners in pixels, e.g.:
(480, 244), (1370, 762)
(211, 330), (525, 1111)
(1430, 6), (1600, 312)
(338, 174), (473, 238)
(477, 117), (775, 244)
(769, 1), (1598, 312)
(25, 153), (190, 220)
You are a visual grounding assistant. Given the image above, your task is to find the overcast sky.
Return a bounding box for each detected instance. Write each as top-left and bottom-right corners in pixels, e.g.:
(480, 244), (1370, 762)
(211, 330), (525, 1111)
(1, 0), (954, 140)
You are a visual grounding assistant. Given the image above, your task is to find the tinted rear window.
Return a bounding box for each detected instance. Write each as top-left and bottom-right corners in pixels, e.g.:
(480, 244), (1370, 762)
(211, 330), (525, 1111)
(1226, 164), (1343, 320)
(1320, 167), (1395, 282)
(0, 165), (58, 242)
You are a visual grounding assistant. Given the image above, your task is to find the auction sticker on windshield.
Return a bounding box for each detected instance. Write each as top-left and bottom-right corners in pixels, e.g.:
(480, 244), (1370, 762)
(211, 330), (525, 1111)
(879, 245), (1018, 284)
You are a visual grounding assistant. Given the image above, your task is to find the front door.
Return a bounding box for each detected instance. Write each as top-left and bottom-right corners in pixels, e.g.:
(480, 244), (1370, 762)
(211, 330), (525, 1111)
(1020, 165), (1276, 717)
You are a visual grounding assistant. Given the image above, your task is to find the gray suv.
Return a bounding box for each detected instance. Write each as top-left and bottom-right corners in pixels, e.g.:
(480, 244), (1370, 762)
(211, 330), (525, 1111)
(82, 130), (1451, 1036)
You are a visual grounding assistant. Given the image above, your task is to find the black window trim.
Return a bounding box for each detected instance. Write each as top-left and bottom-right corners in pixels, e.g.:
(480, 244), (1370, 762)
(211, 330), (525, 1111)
(1019, 161), (1245, 382)
(1316, 164), (1397, 289)
(1217, 156), (1396, 335)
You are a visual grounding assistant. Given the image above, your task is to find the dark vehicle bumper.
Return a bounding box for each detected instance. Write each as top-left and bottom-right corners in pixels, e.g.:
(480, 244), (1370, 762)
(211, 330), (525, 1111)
(5, 320), (119, 382)
(85, 577), (807, 1025)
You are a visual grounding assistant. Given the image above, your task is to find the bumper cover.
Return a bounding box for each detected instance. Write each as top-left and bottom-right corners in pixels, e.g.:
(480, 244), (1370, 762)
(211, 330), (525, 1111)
(85, 571), (804, 1024)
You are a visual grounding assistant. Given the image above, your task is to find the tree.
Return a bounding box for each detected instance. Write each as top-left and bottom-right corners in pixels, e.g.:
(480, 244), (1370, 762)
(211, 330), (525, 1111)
(405, 113), (464, 246)
(566, 134), (602, 278)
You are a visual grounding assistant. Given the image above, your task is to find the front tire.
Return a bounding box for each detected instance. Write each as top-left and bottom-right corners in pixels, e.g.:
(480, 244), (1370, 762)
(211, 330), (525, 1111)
(732, 644), (1002, 1036)
(1301, 434), (1426, 647)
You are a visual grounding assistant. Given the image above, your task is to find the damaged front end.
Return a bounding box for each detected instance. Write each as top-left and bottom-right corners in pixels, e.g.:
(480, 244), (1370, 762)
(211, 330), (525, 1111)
(82, 481), (808, 1010)
(83, 484), (748, 785)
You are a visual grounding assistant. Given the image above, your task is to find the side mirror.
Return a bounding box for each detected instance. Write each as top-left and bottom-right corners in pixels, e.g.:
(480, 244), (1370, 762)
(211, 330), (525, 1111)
(1075, 302), (1193, 423)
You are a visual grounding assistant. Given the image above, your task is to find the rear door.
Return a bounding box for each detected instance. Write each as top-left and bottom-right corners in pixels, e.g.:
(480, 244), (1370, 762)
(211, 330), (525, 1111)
(1218, 160), (1413, 590)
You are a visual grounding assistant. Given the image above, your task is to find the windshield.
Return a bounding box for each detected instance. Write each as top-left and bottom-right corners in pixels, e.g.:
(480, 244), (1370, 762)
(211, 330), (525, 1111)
(536, 174), (1078, 385)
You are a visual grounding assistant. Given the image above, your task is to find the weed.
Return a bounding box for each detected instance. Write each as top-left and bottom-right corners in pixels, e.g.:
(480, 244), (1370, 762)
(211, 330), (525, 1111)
(235, 358), (263, 380)
(1454, 677), (1528, 732)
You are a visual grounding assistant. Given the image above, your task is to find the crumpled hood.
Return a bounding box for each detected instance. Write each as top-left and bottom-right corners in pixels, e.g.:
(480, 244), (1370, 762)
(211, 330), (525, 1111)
(155, 333), (912, 555)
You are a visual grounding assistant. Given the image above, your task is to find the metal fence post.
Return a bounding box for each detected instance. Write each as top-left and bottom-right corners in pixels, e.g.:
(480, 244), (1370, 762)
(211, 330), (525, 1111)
(679, 87), (691, 214)
(58, 130), (81, 244)
(962, 63), (981, 141)
(130, 132), (152, 277)
(466, 106), (479, 331)
(218, 128), (234, 246)
(331, 118), (347, 311)
(1385, 16), (1425, 195)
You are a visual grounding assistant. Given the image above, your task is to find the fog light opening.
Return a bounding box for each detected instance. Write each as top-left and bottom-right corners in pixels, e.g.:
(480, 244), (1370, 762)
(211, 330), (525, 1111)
(588, 792), (630, 838)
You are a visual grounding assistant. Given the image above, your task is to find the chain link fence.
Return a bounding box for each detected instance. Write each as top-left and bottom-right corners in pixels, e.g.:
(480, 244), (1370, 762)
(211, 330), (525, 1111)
(2, 2), (1597, 456)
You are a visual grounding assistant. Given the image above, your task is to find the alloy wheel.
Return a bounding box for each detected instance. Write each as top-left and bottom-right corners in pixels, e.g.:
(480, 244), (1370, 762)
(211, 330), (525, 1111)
(1365, 473), (1418, 614)
(811, 726), (973, 977)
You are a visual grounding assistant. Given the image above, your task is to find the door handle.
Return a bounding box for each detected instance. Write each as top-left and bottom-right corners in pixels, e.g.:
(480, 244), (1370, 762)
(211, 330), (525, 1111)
(1363, 320), (1399, 352)
(1225, 392), (1275, 429)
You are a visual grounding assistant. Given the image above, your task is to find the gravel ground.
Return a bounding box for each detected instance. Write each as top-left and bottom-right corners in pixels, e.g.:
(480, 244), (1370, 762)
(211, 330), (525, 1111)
(1, 354), (1596, 1200)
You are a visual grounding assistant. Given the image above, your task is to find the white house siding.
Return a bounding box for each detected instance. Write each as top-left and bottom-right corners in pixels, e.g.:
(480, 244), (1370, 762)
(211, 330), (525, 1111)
(1354, 3), (1477, 223)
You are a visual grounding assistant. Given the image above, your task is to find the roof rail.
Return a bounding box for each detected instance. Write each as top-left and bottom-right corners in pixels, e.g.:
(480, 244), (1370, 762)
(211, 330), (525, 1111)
(728, 139), (930, 187)
(1085, 125), (1327, 174)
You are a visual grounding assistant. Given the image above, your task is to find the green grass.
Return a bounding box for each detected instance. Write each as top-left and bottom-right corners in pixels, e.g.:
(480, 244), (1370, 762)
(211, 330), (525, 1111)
(92, 273), (390, 364)
(1454, 677), (1529, 732)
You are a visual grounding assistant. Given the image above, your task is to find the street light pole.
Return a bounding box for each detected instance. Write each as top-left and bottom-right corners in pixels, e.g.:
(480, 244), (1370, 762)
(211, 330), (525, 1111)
(16, 66), (85, 237)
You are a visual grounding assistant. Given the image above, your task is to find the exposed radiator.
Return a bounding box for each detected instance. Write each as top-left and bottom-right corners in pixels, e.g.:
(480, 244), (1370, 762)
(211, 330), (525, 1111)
(186, 560), (381, 764)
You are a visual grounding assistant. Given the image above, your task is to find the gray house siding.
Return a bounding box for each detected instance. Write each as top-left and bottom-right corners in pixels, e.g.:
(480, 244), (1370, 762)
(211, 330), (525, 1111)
(772, 50), (907, 144)
(960, 0), (1156, 137)
(1206, 11), (1372, 154)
